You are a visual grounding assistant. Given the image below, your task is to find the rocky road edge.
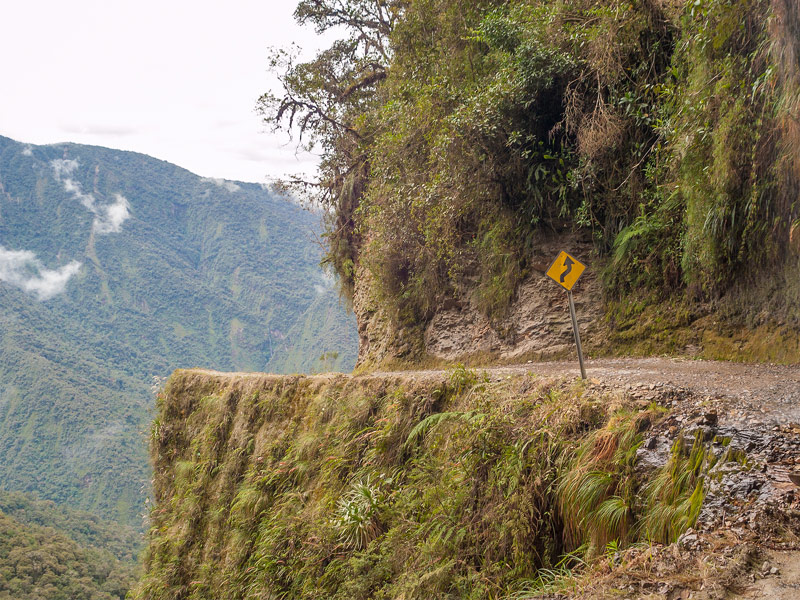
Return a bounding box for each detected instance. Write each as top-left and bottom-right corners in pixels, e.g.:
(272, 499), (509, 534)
(535, 377), (800, 599)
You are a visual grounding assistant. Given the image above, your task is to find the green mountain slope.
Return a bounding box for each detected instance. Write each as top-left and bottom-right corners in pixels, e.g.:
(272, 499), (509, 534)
(0, 135), (358, 525)
(0, 491), (141, 563)
(0, 506), (138, 600)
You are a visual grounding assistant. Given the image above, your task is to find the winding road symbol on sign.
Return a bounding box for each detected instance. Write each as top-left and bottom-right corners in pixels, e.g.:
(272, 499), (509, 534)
(560, 256), (575, 283)
(546, 251), (585, 291)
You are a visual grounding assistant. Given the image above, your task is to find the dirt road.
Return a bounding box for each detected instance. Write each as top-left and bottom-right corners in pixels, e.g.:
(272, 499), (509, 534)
(193, 356), (800, 424)
(371, 357), (800, 424)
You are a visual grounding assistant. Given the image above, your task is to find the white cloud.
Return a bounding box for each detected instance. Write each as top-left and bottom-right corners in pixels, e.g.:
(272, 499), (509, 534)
(51, 159), (131, 234)
(314, 272), (335, 295)
(51, 158), (79, 178)
(21, 146), (32, 156)
(0, 245), (81, 300)
(62, 122), (137, 137)
(202, 177), (240, 193)
(63, 177), (96, 211)
(93, 194), (130, 234)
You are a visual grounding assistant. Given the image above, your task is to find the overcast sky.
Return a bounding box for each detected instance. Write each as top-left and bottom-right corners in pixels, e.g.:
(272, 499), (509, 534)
(0, 1), (328, 183)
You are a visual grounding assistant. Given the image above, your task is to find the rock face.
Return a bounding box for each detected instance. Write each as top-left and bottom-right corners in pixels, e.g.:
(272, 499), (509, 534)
(423, 263), (601, 361)
(353, 233), (602, 367)
(352, 263), (426, 367)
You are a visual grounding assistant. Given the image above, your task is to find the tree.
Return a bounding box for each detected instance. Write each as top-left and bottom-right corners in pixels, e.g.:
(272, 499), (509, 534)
(258, 0), (401, 196)
(258, 1), (403, 292)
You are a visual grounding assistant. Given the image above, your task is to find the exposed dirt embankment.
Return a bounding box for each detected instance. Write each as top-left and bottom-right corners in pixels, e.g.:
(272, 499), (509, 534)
(352, 235), (603, 368)
(134, 360), (800, 599)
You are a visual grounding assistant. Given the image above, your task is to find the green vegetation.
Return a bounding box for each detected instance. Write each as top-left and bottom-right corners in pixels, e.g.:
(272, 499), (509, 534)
(127, 2), (800, 596)
(132, 368), (723, 600)
(0, 491), (142, 563)
(0, 495), (139, 600)
(0, 135), (358, 526)
(262, 0), (799, 348)
(639, 434), (708, 543)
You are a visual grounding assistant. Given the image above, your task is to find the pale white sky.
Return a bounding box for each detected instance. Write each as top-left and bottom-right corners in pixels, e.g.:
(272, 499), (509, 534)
(0, 0), (328, 183)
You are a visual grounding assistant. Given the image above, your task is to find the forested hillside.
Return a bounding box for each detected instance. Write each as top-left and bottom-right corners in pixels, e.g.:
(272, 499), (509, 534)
(0, 135), (358, 526)
(0, 491), (141, 563)
(0, 491), (140, 600)
(262, 0), (799, 366)
(0, 511), (137, 600)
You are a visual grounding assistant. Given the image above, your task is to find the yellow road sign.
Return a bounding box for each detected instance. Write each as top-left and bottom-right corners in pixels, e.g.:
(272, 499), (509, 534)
(546, 251), (586, 291)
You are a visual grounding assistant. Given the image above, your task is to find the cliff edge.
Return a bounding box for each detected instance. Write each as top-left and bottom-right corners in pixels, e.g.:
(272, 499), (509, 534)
(132, 361), (800, 599)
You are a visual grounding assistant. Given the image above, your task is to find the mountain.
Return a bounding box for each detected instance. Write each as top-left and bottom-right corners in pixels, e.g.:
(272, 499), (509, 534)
(0, 135), (358, 526)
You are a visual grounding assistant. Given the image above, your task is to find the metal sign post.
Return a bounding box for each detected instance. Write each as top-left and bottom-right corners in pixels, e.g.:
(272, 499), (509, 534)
(546, 250), (587, 380)
(567, 289), (586, 379)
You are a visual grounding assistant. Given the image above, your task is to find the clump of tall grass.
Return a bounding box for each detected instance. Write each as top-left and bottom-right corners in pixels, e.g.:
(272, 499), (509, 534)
(333, 475), (387, 550)
(557, 411), (642, 556)
(638, 433), (709, 543)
